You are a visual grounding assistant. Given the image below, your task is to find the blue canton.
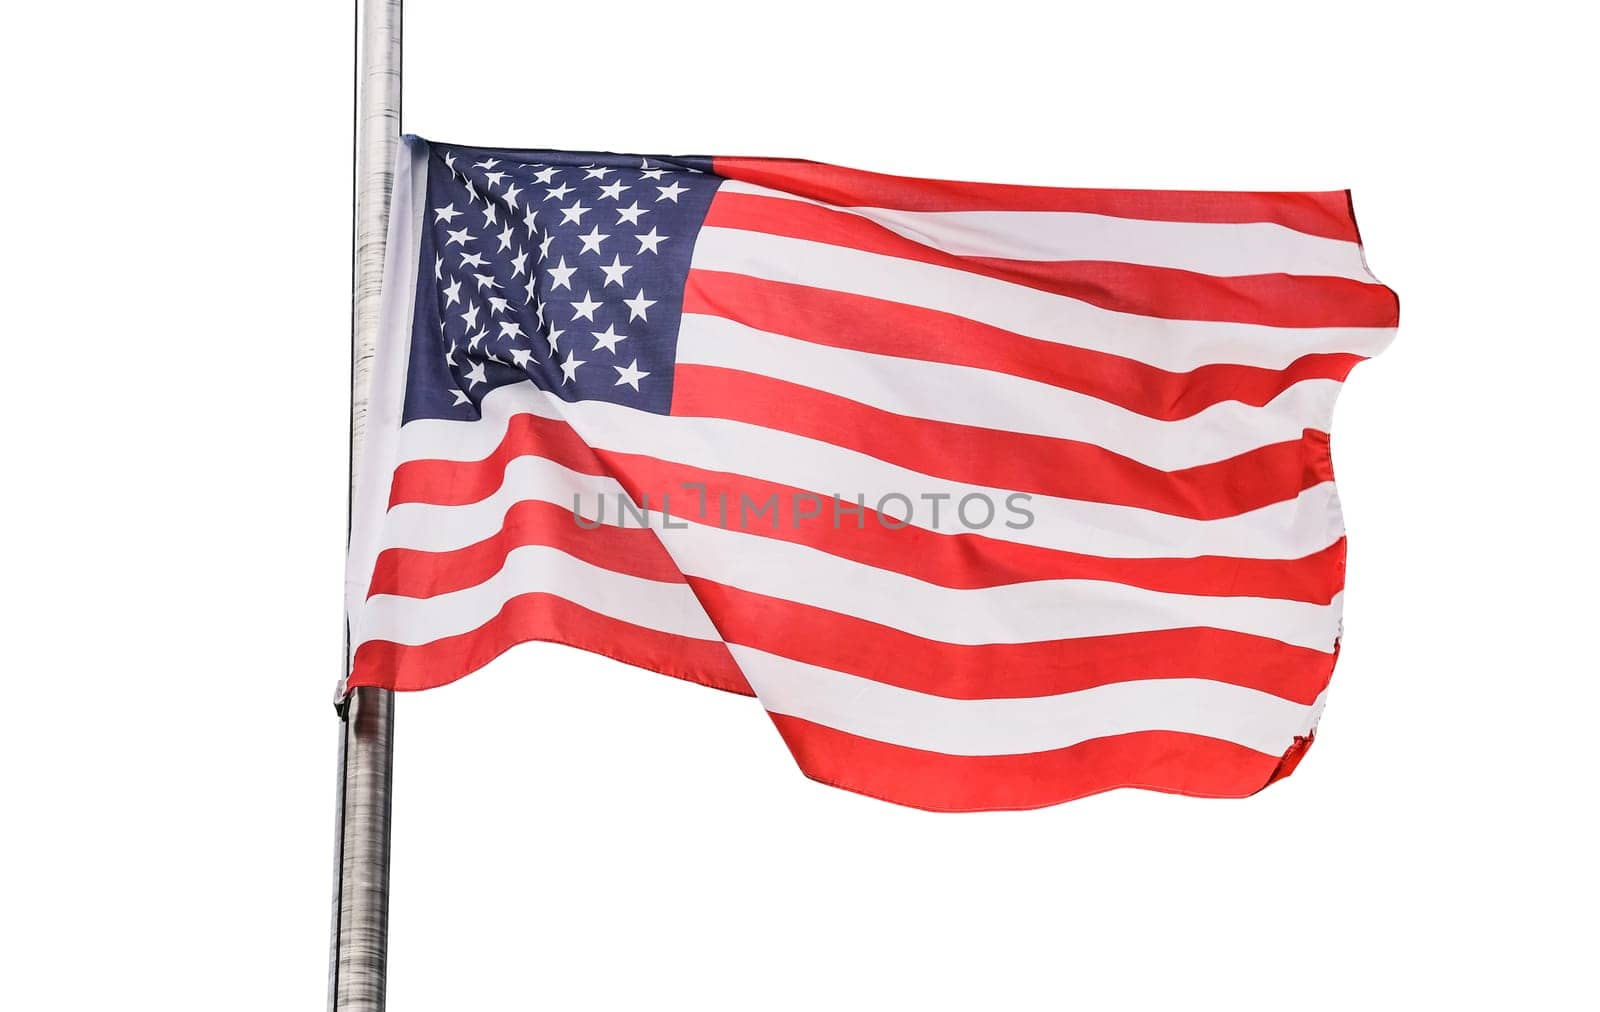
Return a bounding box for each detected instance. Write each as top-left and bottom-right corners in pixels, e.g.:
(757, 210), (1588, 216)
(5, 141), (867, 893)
(403, 141), (720, 422)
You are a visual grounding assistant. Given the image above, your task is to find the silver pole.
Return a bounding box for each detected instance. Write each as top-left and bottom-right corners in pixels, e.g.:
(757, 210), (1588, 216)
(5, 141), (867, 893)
(331, 0), (401, 1010)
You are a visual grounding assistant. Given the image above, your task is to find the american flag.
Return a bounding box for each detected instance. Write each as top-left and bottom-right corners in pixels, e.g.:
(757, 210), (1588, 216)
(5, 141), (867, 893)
(344, 137), (1398, 811)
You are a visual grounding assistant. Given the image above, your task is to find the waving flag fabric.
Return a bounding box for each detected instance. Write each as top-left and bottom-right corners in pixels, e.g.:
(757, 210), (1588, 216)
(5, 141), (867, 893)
(345, 136), (1398, 811)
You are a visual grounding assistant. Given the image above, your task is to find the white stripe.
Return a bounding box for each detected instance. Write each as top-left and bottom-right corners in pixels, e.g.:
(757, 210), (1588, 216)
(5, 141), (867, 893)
(388, 383), (1347, 560)
(732, 645), (1325, 757)
(355, 544), (719, 648)
(689, 226), (1395, 372)
(377, 455), (629, 553)
(676, 313), (1343, 469)
(719, 179), (1379, 282)
(660, 518), (1338, 652)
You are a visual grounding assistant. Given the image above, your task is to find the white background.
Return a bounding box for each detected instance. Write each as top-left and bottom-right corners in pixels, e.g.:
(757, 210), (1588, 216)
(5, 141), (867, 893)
(1, 2), (1595, 1009)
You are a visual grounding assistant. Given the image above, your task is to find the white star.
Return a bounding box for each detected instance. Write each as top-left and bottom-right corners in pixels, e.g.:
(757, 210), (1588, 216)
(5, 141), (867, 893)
(459, 251), (488, 269)
(444, 152), (460, 178)
(577, 225), (609, 255)
(473, 157), (501, 170)
(544, 182), (573, 201)
(613, 359), (650, 391)
(434, 255), (443, 281)
(463, 180), (482, 205)
(545, 327), (564, 353)
(559, 350), (585, 384)
(570, 291), (602, 321)
(502, 182), (522, 208)
(488, 296), (511, 316)
(499, 321), (525, 340)
(434, 203), (461, 224)
(473, 272), (501, 291)
(510, 247), (529, 277)
(598, 255), (632, 287)
(460, 302), (480, 329)
(445, 226), (473, 247)
(509, 346), (534, 368)
(635, 227), (668, 254)
(640, 163), (667, 181)
(442, 277), (462, 307)
(546, 256), (577, 291)
(615, 201), (648, 225)
(560, 201), (591, 225)
(522, 207), (539, 236)
(464, 360), (488, 387)
(484, 170), (507, 189)
(538, 233), (556, 258)
(449, 389), (471, 407)
(467, 329), (486, 351)
(597, 180), (629, 200)
(584, 166), (614, 180)
(656, 181), (688, 203)
(481, 201), (498, 227)
(524, 276), (539, 303)
(532, 166), (559, 184)
(623, 289), (656, 321)
(494, 224), (512, 252)
(591, 324), (627, 353)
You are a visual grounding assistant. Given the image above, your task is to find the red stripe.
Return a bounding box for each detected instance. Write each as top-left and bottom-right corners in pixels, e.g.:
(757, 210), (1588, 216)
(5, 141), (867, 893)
(683, 271), (1364, 420)
(770, 715), (1297, 812)
(388, 412), (1346, 602)
(692, 578), (1335, 704)
(672, 365), (1333, 519)
(368, 498), (684, 600)
(390, 410), (601, 508)
(645, 463), (1343, 603)
(349, 591), (752, 695)
(711, 157), (1361, 242)
(704, 191), (1398, 326)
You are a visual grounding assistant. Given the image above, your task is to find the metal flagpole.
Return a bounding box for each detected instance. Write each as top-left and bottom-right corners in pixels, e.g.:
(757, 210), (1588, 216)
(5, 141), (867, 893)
(332, 0), (401, 1009)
